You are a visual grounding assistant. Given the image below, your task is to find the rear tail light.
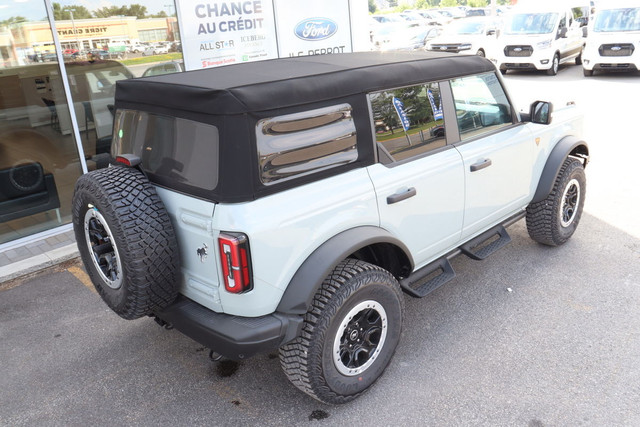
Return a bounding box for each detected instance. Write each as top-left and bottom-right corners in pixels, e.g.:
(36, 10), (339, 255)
(218, 232), (253, 294)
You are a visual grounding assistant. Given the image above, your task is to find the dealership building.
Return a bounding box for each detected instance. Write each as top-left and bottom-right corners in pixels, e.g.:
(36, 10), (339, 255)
(0, 0), (367, 268)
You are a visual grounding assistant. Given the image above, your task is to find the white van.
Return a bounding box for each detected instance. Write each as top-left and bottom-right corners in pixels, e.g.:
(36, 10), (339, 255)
(582, 3), (640, 76)
(493, 5), (585, 75)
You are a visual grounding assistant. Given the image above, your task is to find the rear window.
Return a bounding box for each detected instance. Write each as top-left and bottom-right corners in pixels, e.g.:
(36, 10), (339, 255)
(111, 109), (219, 191)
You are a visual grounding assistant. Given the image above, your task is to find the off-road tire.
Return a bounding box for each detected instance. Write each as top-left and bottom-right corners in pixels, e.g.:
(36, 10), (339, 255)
(279, 259), (403, 404)
(72, 166), (180, 319)
(526, 158), (586, 246)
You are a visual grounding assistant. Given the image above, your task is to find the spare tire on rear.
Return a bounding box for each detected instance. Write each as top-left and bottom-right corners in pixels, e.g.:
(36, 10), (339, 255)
(72, 166), (180, 320)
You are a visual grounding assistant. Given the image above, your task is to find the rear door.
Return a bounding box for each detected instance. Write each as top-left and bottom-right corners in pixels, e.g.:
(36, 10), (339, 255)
(367, 81), (465, 269)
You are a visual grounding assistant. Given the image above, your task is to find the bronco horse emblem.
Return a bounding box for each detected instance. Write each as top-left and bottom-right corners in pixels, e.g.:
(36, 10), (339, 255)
(197, 243), (208, 263)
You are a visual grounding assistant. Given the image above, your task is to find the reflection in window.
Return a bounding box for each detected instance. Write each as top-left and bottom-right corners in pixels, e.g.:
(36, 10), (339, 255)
(0, 1), (84, 244)
(256, 104), (357, 184)
(450, 72), (512, 141)
(371, 82), (446, 163)
(112, 109), (219, 191)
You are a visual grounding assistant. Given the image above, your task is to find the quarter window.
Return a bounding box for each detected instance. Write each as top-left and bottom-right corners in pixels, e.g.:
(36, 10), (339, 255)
(370, 82), (446, 162)
(256, 104), (357, 185)
(450, 72), (512, 141)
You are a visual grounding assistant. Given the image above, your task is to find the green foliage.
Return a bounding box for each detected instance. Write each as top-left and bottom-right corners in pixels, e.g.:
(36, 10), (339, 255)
(369, 0), (377, 14)
(52, 3), (92, 20)
(93, 4), (148, 19)
(440, 0), (458, 7)
(414, 0), (436, 7)
(468, 0), (488, 7)
(149, 11), (169, 18)
(0, 16), (27, 27)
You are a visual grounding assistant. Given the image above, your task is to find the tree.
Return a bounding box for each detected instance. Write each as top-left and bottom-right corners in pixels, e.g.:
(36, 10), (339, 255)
(0, 16), (27, 27)
(52, 3), (92, 20)
(440, 0), (458, 7)
(149, 11), (168, 18)
(468, 0), (488, 7)
(369, 0), (377, 14)
(93, 4), (148, 19)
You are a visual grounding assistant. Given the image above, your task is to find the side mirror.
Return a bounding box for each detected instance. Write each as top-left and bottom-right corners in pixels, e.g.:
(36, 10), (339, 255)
(530, 101), (553, 125)
(486, 29), (496, 36)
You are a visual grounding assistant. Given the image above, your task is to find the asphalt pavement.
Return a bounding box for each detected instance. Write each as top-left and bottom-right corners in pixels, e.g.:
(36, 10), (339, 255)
(1, 64), (639, 426)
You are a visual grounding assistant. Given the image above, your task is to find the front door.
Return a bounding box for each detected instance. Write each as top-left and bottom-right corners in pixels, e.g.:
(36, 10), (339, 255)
(448, 72), (534, 240)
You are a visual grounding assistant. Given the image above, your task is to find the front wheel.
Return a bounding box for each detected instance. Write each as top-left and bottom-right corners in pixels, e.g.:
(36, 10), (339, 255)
(526, 158), (586, 246)
(546, 53), (559, 76)
(280, 259), (404, 404)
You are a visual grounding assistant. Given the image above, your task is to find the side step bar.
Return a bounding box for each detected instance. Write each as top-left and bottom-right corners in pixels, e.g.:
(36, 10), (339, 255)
(460, 224), (511, 261)
(400, 212), (525, 298)
(400, 255), (457, 298)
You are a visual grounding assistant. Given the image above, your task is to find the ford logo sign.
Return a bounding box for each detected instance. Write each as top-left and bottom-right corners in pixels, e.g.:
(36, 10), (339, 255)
(514, 47), (522, 52)
(294, 18), (338, 41)
(611, 46), (622, 51)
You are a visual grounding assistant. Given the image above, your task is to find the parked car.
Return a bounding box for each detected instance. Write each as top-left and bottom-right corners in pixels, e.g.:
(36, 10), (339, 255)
(582, 2), (640, 76)
(141, 60), (184, 77)
(378, 26), (443, 51)
(492, 5), (585, 75)
(72, 51), (588, 405)
(426, 16), (500, 57)
(129, 43), (148, 53)
(142, 44), (169, 56)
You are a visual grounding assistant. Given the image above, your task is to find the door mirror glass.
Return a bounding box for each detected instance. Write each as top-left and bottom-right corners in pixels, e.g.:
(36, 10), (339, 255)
(530, 101), (553, 125)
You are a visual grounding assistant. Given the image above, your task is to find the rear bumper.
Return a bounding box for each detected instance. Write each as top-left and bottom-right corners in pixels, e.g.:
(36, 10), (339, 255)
(154, 296), (303, 360)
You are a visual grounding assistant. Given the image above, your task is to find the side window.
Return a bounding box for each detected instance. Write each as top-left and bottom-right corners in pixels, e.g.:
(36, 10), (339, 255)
(370, 82), (446, 163)
(256, 104), (357, 185)
(450, 72), (512, 141)
(559, 13), (567, 29)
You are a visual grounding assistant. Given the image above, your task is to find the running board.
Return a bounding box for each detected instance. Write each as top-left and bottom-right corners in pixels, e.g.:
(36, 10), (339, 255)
(400, 256), (456, 298)
(460, 225), (511, 261)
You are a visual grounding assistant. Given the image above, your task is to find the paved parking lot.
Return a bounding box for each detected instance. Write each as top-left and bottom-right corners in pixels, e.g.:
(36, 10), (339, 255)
(1, 64), (639, 426)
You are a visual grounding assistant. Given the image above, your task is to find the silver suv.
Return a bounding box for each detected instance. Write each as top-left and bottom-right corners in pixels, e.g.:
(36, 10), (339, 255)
(72, 52), (588, 404)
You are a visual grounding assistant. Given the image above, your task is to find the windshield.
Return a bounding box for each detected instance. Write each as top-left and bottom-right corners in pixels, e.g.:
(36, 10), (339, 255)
(446, 20), (485, 35)
(505, 13), (558, 35)
(593, 8), (640, 32)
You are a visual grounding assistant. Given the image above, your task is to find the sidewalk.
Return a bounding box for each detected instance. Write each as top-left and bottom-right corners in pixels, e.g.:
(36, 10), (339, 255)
(0, 228), (79, 283)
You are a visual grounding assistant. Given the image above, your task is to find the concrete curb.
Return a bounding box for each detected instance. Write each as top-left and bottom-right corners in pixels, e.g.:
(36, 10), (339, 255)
(0, 244), (79, 284)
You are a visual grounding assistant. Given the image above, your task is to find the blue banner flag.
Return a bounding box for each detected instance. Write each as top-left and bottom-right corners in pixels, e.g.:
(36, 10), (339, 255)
(392, 97), (410, 132)
(427, 89), (443, 120)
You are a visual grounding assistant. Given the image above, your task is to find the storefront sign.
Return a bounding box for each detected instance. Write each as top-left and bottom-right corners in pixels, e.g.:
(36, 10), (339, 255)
(176, 0), (279, 70)
(273, 0), (352, 58)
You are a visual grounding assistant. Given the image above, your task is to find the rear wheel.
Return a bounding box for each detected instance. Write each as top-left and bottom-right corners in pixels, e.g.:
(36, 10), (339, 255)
(280, 259), (403, 404)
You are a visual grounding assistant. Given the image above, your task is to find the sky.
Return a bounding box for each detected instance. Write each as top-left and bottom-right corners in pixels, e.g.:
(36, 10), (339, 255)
(0, 0), (172, 22)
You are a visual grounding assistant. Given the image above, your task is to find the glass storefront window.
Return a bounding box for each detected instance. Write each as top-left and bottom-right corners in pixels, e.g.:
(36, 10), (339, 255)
(1, 0), (184, 246)
(51, 0), (184, 169)
(1, 1), (83, 244)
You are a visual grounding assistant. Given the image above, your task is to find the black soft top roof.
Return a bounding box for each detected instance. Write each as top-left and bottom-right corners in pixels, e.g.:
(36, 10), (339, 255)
(116, 51), (495, 115)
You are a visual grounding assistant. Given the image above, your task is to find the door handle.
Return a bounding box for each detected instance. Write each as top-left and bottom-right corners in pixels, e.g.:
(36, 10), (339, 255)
(470, 158), (492, 172)
(387, 187), (417, 204)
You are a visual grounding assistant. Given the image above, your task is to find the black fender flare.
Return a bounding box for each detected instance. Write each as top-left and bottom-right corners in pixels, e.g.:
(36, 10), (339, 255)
(276, 226), (413, 315)
(532, 135), (589, 203)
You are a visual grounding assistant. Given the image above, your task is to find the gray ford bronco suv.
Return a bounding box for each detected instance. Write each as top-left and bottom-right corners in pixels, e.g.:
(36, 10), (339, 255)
(72, 51), (588, 404)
